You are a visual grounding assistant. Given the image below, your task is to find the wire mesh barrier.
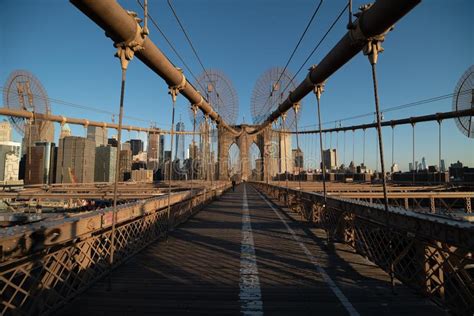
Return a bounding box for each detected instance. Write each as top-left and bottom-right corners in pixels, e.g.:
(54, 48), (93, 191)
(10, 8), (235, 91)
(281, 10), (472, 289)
(0, 183), (230, 315)
(252, 182), (474, 315)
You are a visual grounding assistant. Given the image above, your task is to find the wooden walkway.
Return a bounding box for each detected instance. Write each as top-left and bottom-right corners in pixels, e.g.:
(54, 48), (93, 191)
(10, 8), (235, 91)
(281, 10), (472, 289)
(59, 183), (443, 315)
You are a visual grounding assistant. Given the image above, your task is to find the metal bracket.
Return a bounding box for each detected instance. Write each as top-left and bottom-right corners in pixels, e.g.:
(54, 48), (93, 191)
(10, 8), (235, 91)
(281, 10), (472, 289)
(114, 11), (148, 70)
(168, 68), (186, 102)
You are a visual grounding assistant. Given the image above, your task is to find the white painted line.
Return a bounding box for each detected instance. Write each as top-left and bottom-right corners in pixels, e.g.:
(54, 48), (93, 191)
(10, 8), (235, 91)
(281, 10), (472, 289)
(239, 184), (264, 315)
(255, 187), (360, 316)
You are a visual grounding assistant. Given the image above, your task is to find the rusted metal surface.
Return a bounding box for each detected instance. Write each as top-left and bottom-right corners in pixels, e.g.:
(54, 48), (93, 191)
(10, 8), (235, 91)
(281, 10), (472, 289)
(0, 182), (230, 315)
(252, 182), (474, 315)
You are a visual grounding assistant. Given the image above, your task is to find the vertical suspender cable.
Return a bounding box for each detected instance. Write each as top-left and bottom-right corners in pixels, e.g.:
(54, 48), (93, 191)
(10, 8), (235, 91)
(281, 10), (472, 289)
(391, 126), (394, 168)
(110, 62), (127, 268)
(368, 50), (389, 212)
(167, 89), (177, 232)
(282, 114), (289, 192)
(366, 40), (395, 292)
(294, 103), (302, 189)
(314, 83), (327, 202)
(412, 123), (415, 184)
(438, 120), (442, 183)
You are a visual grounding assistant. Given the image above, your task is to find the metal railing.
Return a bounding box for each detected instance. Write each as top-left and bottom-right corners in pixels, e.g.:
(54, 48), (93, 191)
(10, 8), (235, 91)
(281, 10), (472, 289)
(0, 183), (230, 315)
(252, 182), (474, 315)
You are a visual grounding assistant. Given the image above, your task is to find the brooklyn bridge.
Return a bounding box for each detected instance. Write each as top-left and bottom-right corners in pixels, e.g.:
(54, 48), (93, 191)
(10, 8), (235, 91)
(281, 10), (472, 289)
(0, 0), (473, 315)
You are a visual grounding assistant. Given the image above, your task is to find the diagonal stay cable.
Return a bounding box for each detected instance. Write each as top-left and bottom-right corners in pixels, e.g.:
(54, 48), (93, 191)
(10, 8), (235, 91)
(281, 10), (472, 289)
(280, 3), (349, 97)
(259, 0), (324, 117)
(137, 0), (207, 94)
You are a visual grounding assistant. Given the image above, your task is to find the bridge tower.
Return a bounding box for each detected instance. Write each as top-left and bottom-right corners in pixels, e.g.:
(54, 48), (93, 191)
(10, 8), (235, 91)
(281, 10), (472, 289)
(218, 125), (275, 181)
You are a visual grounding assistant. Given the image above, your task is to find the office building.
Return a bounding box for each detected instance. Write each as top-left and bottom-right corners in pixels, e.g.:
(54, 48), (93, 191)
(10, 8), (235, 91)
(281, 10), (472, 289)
(0, 121), (12, 142)
(22, 120), (54, 155)
(292, 148), (304, 174)
(119, 149), (132, 181)
(94, 146), (117, 182)
(323, 149), (338, 171)
(175, 121), (185, 163)
(279, 130), (292, 173)
(0, 141), (21, 182)
(129, 139), (143, 156)
(159, 134), (165, 166)
(24, 142), (56, 185)
(108, 137), (118, 147)
(56, 136), (95, 183)
(147, 132), (160, 171)
(87, 126), (108, 147)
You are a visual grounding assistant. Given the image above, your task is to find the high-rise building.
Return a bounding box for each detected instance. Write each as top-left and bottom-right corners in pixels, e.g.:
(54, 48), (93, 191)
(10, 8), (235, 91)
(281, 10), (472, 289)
(147, 132), (160, 171)
(94, 146), (117, 182)
(189, 141), (198, 160)
(292, 148), (304, 173)
(0, 141), (21, 182)
(440, 159), (446, 172)
(175, 121), (185, 163)
(87, 126), (108, 147)
(159, 135), (165, 166)
(24, 142), (56, 185)
(129, 139), (143, 156)
(59, 123), (72, 139)
(409, 162), (414, 171)
(0, 121), (12, 142)
(119, 149), (132, 181)
(391, 163), (400, 173)
(421, 157), (427, 170)
(322, 149), (338, 171)
(56, 136), (95, 183)
(22, 120), (55, 155)
(108, 137), (118, 147)
(279, 130), (292, 173)
(164, 150), (171, 162)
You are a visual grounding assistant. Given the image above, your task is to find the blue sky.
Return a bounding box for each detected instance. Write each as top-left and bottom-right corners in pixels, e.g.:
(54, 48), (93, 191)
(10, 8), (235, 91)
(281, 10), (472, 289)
(1, 0), (473, 171)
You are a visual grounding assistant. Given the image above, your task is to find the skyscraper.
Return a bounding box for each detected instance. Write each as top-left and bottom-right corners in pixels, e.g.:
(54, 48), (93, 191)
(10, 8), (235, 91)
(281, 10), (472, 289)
(119, 149), (132, 181)
(292, 148), (304, 173)
(175, 121), (185, 163)
(158, 135), (165, 166)
(87, 126), (108, 147)
(323, 149), (338, 171)
(279, 130), (293, 173)
(0, 121), (12, 142)
(129, 139), (143, 156)
(147, 132), (160, 171)
(0, 141), (21, 182)
(56, 136), (95, 183)
(94, 146), (117, 182)
(25, 141), (56, 185)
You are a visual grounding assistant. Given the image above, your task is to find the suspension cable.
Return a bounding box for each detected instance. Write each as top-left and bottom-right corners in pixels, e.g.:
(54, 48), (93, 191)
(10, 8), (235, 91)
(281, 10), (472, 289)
(366, 44), (389, 212)
(293, 103), (302, 190)
(167, 86), (178, 233)
(314, 81), (327, 202)
(438, 119), (442, 183)
(191, 105), (198, 191)
(282, 113), (289, 194)
(412, 122), (416, 184)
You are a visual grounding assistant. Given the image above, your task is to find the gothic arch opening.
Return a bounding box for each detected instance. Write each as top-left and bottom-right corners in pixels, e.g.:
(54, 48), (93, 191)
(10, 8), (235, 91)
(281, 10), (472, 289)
(228, 142), (240, 181)
(249, 142), (263, 181)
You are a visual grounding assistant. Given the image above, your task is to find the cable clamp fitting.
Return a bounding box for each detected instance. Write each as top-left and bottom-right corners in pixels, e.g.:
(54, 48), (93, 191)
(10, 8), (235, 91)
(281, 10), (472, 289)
(169, 68), (186, 102)
(114, 11), (147, 70)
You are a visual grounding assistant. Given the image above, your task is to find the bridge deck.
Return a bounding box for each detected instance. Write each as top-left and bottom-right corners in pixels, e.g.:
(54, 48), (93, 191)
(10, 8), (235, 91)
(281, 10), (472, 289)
(59, 183), (442, 315)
